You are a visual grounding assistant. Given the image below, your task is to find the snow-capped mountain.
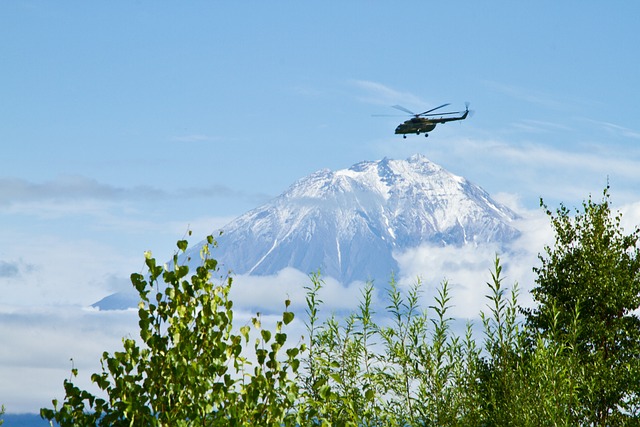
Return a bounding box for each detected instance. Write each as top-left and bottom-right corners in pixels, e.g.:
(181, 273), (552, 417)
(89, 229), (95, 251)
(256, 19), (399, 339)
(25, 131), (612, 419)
(189, 154), (519, 284)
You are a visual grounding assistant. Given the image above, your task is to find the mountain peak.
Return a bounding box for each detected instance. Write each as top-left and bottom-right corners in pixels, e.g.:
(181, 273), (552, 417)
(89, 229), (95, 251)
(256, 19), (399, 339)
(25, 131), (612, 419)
(407, 152), (435, 165)
(191, 155), (519, 284)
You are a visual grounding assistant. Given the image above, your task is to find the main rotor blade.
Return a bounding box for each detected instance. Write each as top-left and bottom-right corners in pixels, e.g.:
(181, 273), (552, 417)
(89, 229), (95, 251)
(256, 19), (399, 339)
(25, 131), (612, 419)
(418, 103), (450, 116)
(421, 110), (461, 117)
(391, 105), (417, 115)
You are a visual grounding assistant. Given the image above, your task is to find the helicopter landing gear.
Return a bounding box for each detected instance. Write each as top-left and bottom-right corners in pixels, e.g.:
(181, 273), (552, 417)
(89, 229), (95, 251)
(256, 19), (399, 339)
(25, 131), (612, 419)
(424, 133), (429, 138)
(403, 135), (407, 139)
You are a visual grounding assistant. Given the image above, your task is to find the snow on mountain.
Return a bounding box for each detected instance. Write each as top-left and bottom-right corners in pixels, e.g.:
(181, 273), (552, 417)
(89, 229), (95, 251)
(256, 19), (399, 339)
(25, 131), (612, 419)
(190, 154), (520, 284)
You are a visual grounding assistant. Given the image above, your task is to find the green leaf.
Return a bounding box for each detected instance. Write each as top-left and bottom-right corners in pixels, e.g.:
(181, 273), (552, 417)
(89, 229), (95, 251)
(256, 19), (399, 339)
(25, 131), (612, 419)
(252, 316), (261, 329)
(283, 311), (294, 325)
(240, 325), (250, 342)
(275, 332), (287, 346)
(365, 388), (375, 401)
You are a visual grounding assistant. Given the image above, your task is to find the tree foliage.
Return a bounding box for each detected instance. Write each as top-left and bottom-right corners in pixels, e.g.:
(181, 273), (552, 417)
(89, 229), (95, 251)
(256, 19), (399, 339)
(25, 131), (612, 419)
(524, 186), (640, 424)
(40, 187), (640, 426)
(41, 233), (304, 426)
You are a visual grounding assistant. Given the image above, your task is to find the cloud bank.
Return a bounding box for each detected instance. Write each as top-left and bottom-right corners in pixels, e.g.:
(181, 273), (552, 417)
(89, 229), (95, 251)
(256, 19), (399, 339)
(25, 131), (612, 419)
(0, 176), (270, 211)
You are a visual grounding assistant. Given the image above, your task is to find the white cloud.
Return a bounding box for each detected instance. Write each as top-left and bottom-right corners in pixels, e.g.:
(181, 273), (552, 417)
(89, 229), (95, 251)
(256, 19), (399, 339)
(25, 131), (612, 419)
(392, 207), (552, 319)
(620, 201), (640, 233)
(0, 233), (138, 307)
(580, 118), (640, 140)
(229, 268), (367, 315)
(0, 307), (138, 413)
(394, 243), (504, 319)
(1, 265), (366, 412)
(510, 119), (574, 134)
(0, 176), (164, 207)
(0, 176), (268, 215)
(389, 197), (640, 324)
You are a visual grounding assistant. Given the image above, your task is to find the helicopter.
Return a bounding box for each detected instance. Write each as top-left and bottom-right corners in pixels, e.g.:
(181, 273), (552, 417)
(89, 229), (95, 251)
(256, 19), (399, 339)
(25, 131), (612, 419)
(379, 103), (471, 138)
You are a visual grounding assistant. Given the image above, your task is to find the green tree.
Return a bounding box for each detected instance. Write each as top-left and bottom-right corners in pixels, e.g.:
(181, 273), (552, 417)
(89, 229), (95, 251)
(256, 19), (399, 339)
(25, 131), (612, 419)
(524, 186), (640, 425)
(41, 234), (305, 426)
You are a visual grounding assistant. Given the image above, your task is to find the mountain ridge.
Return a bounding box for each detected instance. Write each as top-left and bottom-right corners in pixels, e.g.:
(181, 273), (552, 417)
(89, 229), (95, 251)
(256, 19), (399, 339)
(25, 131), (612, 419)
(190, 154), (519, 284)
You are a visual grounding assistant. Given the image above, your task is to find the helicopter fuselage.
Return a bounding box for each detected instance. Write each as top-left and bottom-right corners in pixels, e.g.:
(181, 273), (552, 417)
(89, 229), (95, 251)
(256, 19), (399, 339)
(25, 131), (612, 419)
(395, 118), (437, 136)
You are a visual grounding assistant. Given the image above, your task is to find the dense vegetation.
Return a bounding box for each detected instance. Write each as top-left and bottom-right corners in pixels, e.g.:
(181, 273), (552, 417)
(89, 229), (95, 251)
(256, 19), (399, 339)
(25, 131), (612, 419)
(40, 187), (640, 426)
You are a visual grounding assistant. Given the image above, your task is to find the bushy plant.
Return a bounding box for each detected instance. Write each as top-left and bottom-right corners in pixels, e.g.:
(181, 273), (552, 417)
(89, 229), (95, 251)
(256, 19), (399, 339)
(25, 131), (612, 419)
(41, 233), (304, 426)
(525, 186), (640, 425)
(299, 276), (380, 427)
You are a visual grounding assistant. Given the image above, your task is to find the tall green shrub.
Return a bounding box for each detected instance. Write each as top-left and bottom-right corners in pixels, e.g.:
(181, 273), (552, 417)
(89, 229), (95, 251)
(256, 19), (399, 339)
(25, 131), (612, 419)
(41, 234), (304, 426)
(525, 186), (640, 424)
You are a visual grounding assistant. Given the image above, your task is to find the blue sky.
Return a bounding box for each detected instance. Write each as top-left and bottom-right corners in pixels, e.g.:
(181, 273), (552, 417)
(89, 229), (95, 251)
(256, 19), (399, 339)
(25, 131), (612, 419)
(2, 1), (640, 414)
